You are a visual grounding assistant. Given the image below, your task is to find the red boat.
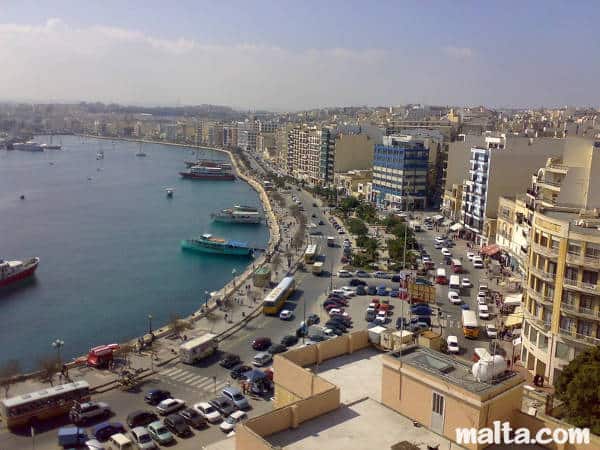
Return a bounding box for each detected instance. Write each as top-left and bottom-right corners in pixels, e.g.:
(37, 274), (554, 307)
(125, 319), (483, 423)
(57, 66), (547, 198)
(180, 165), (235, 180)
(0, 257), (40, 287)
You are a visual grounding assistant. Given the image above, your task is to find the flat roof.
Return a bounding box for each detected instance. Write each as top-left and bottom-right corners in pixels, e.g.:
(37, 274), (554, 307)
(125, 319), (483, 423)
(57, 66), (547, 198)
(542, 209), (600, 236)
(391, 346), (518, 395)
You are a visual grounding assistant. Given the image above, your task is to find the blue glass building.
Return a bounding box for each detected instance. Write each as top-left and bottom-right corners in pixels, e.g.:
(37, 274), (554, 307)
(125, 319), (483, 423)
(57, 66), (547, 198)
(372, 136), (429, 209)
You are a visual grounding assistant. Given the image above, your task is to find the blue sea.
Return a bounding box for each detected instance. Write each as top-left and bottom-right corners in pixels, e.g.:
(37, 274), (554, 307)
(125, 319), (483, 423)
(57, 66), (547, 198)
(0, 136), (269, 370)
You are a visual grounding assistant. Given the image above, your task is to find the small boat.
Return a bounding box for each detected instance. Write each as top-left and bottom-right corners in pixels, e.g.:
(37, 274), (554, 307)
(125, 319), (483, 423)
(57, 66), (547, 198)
(165, 187), (174, 197)
(181, 234), (254, 257)
(0, 257), (40, 287)
(135, 142), (146, 157)
(96, 150), (104, 160)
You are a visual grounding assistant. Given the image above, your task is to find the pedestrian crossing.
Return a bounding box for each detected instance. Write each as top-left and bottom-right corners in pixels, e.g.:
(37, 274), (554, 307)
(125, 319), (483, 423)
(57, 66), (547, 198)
(158, 366), (231, 393)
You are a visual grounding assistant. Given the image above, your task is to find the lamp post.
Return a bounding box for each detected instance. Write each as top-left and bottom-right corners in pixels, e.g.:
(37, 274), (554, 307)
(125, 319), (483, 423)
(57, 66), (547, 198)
(147, 314), (153, 334)
(204, 290), (210, 309)
(52, 339), (64, 367)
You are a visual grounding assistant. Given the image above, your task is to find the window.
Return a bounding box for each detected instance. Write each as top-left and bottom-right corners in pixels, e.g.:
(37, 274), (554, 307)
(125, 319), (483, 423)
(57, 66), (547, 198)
(539, 335), (548, 350)
(582, 270), (598, 285)
(585, 244), (600, 259)
(542, 309), (552, 325)
(565, 267), (578, 282)
(580, 295), (594, 310)
(547, 261), (557, 275)
(555, 342), (570, 359)
(578, 320), (593, 336)
(551, 239), (560, 251)
(560, 316), (575, 332)
(432, 392), (444, 415)
(568, 242), (581, 256)
(562, 290), (576, 305)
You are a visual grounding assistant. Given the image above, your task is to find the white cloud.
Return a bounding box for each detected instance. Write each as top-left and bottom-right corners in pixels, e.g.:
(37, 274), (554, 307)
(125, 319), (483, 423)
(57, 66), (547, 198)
(444, 46), (474, 59)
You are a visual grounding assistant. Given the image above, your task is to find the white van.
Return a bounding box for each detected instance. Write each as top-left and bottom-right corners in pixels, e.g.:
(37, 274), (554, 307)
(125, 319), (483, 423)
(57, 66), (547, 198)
(106, 433), (134, 450)
(449, 275), (461, 291)
(478, 304), (490, 319)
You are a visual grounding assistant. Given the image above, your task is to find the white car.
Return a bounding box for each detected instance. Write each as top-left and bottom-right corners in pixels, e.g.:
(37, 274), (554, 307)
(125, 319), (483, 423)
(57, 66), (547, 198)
(279, 309), (293, 320)
(486, 324), (498, 338)
(193, 402), (221, 423)
(472, 257), (484, 268)
(373, 271), (391, 279)
(331, 289), (351, 298)
(441, 248), (451, 257)
(446, 336), (460, 353)
(422, 255), (432, 263)
(156, 398), (185, 415)
(328, 308), (349, 317)
(341, 286), (356, 296)
(219, 410), (247, 432)
(337, 269), (352, 278)
(478, 304), (490, 319)
(461, 278), (472, 288)
(466, 251), (475, 261)
(435, 236), (445, 244)
(448, 291), (461, 304)
(252, 352), (273, 367)
(477, 294), (487, 305)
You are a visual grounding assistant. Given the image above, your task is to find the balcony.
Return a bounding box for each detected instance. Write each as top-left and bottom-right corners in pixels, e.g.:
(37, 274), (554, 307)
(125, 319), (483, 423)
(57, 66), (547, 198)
(529, 266), (557, 283)
(563, 278), (599, 294)
(537, 179), (561, 191)
(528, 289), (554, 306)
(547, 164), (569, 173)
(524, 309), (551, 331)
(559, 328), (600, 346)
(561, 303), (600, 320)
(531, 242), (559, 258)
(566, 252), (600, 268)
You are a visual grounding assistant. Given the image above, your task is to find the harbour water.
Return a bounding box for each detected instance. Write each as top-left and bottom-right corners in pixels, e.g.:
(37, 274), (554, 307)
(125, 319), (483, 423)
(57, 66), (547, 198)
(0, 136), (269, 370)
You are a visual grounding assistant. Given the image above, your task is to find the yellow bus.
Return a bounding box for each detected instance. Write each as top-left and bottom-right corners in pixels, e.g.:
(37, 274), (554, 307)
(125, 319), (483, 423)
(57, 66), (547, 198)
(0, 380), (91, 429)
(304, 244), (318, 264)
(263, 276), (296, 315)
(461, 310), (480, 339)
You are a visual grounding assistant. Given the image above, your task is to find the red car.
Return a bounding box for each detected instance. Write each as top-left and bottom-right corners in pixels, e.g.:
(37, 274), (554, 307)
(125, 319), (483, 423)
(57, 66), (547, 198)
(252, 337), (271, 351)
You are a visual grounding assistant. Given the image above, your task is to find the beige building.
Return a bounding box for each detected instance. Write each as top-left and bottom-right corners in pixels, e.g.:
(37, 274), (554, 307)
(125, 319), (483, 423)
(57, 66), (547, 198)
(286, 126), (335, 185)
(333, 170), (372, 199)
(332, 134), (374, 173)
(495, 194), (531, 274)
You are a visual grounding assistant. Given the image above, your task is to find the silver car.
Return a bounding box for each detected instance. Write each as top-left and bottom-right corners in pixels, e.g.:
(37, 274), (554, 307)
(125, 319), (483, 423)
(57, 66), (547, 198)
(130, 426), (157, 449)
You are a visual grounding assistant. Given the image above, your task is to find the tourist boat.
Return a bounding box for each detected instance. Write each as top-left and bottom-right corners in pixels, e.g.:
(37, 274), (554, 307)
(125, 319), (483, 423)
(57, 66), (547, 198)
(211, 205), (262, 224)
(13, 141), (44, 152)
(179, 165), (235, 180)
(181, 234), (254, 256)
(0, 257), (40, 287)
(184, 159), (232, 170)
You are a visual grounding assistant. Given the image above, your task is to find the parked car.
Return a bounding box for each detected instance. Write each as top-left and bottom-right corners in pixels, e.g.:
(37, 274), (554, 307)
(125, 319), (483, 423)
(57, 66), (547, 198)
(219, 353), (241, 369)
(365, 309), (376, 322)
(178, 408), (208, 429)
(355, 285), (367, 295)
(461, 277), (472, 288)
(252, 337), (272, 351)
(448, 291), (461, 304)
(279, 309), (294, 320)
(447, 336), (460, 353)
(92, 422), (125, 442)
(411, 305), (432, 316)
(69, 401), (111, 425)
(376, 286), (388, 296)
(230, 365), (252, 380)
(355, 270), (370, 278)
(209, 397), (237, 417)
(391, 274), (402, 283)
(337, 269), (352, 278)
(441, 248), (451, 257)
(349, 278), (367, 287)
(219, 410), (247, 433)
(222, 386), (250, 410)
(306, 314), (320, 325)
(164, 413), (192, 437)
(486, 324), (498, 338)
(130, 426), (157, 449)
(281, 334), (299, 346)
(252, 352), (273, 367)
(466, 251), (475, 260)
(367, 285), (377, 295)
(193, 402), (221, 423)
(268, 343), (287, 354)
(144, 390), (171, 406)
(147, 421), (174, 445)
(126, 411), (158, 429)
(390, 289), (399, 297)
(472, 257), (484, 268)
(156, 398), (185, 416)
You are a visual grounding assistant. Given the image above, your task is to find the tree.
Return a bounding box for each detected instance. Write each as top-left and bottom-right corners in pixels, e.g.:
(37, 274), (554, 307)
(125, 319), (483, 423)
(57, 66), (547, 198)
(0, 360), (20, 397)
(356, 202), (378, 223)
(169, 314), (192, 340)
(37, 356), (59, 386)
(554, 346), (600, 434)
(347, 218), (368, 236)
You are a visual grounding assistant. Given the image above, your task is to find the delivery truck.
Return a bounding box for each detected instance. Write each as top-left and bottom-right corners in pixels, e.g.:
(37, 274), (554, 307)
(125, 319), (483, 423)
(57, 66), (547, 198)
(179, 333), (218, 364)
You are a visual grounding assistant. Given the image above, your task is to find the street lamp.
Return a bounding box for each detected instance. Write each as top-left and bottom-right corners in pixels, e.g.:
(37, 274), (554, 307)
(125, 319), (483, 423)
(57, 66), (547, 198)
(147, 314), (153, 334)
(52, 339), (64, 366)
(204, 290), (210, 308)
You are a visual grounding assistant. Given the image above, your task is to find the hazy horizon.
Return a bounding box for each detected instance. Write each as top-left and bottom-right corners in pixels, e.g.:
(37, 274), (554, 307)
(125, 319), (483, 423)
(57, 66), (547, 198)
(1, 1), (599, 110)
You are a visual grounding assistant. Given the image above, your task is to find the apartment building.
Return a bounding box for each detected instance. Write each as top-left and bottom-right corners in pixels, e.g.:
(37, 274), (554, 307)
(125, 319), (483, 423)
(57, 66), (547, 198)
(460, 134), (563, 245)
(333, 170), (372, 198)
(520, 137), (600, 384)
(371, 135), (429, 210)
(495, 194), (531, 274)
(286, 126), (335, 186)
(332, 134), (373, 173)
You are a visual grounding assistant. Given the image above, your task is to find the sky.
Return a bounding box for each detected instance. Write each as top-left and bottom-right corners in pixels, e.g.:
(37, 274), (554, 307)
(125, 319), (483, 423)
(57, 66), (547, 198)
(0, 0), (599, 110)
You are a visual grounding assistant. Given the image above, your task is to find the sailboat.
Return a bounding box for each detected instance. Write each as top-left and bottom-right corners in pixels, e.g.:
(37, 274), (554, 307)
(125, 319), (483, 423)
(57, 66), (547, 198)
(135, 142), (147, 157)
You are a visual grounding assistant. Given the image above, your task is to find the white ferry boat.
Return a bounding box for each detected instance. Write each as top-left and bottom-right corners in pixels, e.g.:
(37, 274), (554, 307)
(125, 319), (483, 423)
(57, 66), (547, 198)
(211, 205), (262, 224)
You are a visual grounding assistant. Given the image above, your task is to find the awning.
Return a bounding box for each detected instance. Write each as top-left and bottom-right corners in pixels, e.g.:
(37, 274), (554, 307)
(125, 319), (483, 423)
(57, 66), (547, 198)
(450, 223), (463, 232)
(442, 219), (453, 226)
(481, 244), (501, 256)
(433, 214), (444, 221)
(503, 294), (523, 306)
(505, 306), (523, 328)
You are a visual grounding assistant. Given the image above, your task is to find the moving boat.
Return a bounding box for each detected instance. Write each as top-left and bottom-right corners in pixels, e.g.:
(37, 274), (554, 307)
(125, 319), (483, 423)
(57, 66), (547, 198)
(211, 205), (262, 224)
(0, 257), (40, 287)
(181, 234), (253, 256)
(96, 150), (104, 160)
(165, 187), (174, 197)
(180, 165), (235, 180)
(13, 141), (44, 152)
(135, 142), (146, 157)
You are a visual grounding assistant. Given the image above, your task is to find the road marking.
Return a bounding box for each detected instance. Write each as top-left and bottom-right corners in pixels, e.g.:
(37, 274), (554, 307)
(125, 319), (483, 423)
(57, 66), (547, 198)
(185, 375), (204, 385)
(177, 373), (199, 382)
(193, 378), (214, 389)
(160, 367), (183, 376)
(169, 371), (193, 381)
(215, 381), (229, 390)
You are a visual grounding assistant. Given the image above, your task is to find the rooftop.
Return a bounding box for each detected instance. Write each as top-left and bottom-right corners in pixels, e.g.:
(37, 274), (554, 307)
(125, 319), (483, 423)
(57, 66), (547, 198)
(390, 346), (518, 395)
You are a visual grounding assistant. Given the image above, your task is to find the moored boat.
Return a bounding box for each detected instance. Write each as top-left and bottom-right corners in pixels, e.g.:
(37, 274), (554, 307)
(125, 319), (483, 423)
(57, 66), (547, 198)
(0, 257), (40, 287)
(184, 159), (232, 170)
(181, 234), (253, 256)
(211, 205), (262, 224)
(180, 165), (235, 180)
(13, 141), (44, 152)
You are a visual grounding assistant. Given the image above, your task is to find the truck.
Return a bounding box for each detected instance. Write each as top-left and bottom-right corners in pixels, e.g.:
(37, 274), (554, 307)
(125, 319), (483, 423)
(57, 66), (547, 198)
(58, 427), (88, 448)
(376, 329), (414, 351)
(409, 221), (422, 232)
(312, 261), (324, 275)
(179, 333), (218, 364)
